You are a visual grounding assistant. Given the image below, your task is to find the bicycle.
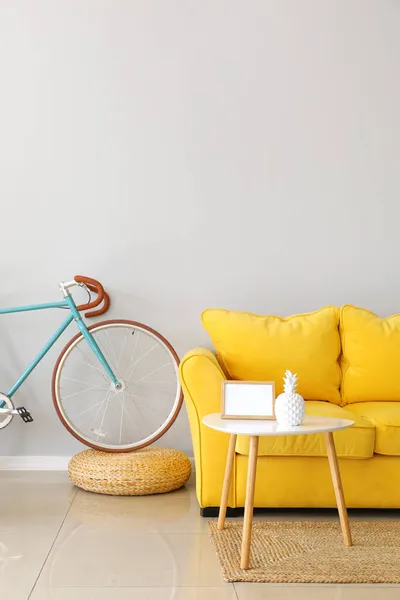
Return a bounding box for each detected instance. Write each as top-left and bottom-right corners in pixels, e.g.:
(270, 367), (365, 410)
(0, 276), (183, 452)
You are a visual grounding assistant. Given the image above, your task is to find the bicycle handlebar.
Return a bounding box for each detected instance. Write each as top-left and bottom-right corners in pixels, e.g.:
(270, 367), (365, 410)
(74, 275), (110, 318)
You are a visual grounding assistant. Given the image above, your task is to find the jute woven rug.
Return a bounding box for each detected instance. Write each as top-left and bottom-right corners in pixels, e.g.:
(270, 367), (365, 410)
(208, 520), (400, 583)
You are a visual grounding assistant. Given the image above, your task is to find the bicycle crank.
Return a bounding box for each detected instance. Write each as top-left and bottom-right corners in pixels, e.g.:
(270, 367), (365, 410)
(0, 393), (34, 428)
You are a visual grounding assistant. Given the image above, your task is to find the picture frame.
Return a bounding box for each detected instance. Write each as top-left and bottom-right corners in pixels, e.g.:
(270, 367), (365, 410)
(221, 380), (276, 420)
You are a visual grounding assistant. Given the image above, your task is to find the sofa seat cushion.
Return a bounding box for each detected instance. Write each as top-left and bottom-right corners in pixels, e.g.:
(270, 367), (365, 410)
(202, 306), (342, 404)
(348, 403), (400, 456)
(235, 401), (375, 459)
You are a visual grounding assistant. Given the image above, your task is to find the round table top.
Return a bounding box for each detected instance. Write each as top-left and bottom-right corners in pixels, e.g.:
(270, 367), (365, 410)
(202, 413), (354, 436)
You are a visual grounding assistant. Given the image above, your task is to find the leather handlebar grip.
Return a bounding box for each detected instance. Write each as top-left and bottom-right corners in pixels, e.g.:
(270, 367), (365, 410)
(74, 275), (110, 318)
(82, 283), (111, 318)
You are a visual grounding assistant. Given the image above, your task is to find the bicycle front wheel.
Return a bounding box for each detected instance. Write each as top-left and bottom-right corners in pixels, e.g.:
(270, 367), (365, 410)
(52, 320), (183, 452)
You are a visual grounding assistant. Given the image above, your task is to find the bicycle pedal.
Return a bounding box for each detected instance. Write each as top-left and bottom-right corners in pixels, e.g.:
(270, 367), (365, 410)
(16, 407), (34, 423)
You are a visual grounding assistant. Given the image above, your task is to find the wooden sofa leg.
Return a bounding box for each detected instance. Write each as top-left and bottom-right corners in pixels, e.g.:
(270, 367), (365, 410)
(200, 507), (243, 518)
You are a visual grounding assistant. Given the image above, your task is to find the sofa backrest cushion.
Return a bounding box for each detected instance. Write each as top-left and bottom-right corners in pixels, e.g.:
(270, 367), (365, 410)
(202, 306), (341, 404)
(340, 305), (400, 404)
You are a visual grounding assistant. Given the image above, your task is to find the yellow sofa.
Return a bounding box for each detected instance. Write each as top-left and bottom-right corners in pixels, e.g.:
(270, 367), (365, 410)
(179, 305), (400, 514)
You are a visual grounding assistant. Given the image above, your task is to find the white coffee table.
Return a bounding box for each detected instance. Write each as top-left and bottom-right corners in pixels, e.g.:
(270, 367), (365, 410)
(202, 413), (355, 569)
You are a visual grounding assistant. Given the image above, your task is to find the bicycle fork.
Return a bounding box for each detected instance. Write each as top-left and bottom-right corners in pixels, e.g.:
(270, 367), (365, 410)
(64, 295), (121, 389)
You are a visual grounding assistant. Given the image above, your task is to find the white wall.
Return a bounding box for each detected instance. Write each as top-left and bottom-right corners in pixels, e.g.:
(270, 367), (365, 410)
(0, 0), (399, 457)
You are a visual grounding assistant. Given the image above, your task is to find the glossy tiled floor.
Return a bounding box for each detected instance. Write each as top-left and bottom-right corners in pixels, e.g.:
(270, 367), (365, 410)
(1, 471), (400, 599)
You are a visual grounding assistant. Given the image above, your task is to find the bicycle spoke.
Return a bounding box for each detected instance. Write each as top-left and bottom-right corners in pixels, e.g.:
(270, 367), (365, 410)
(123, 391), (159, 412)
(125, 342), (158, 381)
(122, 401), (140, 434)
(95, 335), (119, 377)
(131, 362), (171, 384)
(124, 330), (139, 377)
(104, 330), (119, 371)
(76, 345), (109, 382)
(63, 385), (108, 400)
(122, 390), (144, 402)
(69, 356), (107, 379)
(116, 331), (128, 372)
(97, 389), (112, 438)
(127, 381), (175, 396)
(89, 388), (111, 432)
(135, 381), (169, 385)
(119, 393), (125, 444)
(77, 400), (106, 418)
(63, 377), (106, 388)
(126, 397), (148, 427)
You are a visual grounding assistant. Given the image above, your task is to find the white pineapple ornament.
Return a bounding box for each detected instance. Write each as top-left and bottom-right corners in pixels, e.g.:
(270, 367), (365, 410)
(274, 370), (305, 427)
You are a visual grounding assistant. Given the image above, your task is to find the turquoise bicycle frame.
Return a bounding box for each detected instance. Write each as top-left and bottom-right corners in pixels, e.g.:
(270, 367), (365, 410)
(0, 295), (120, 409)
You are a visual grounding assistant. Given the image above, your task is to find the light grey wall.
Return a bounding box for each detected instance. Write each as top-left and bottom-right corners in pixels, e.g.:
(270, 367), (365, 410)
(0, 1), (399, 456)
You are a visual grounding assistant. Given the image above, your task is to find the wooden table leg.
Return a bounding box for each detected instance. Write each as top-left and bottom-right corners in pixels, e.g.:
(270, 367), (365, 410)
(240, 435), (259, 569)
(217, 434), (237, 530)
(324, 431), (353, 547)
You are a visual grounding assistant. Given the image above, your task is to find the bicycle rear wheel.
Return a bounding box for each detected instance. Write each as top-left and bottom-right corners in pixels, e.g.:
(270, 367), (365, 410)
(52, 320), (183, 452)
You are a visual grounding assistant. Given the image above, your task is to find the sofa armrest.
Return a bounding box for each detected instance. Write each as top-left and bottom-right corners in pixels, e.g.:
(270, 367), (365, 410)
(179, 348), (236, 508)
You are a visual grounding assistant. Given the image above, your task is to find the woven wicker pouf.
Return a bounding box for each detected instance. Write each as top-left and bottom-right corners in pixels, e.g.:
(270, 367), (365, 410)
(68, 447), (192, 496)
